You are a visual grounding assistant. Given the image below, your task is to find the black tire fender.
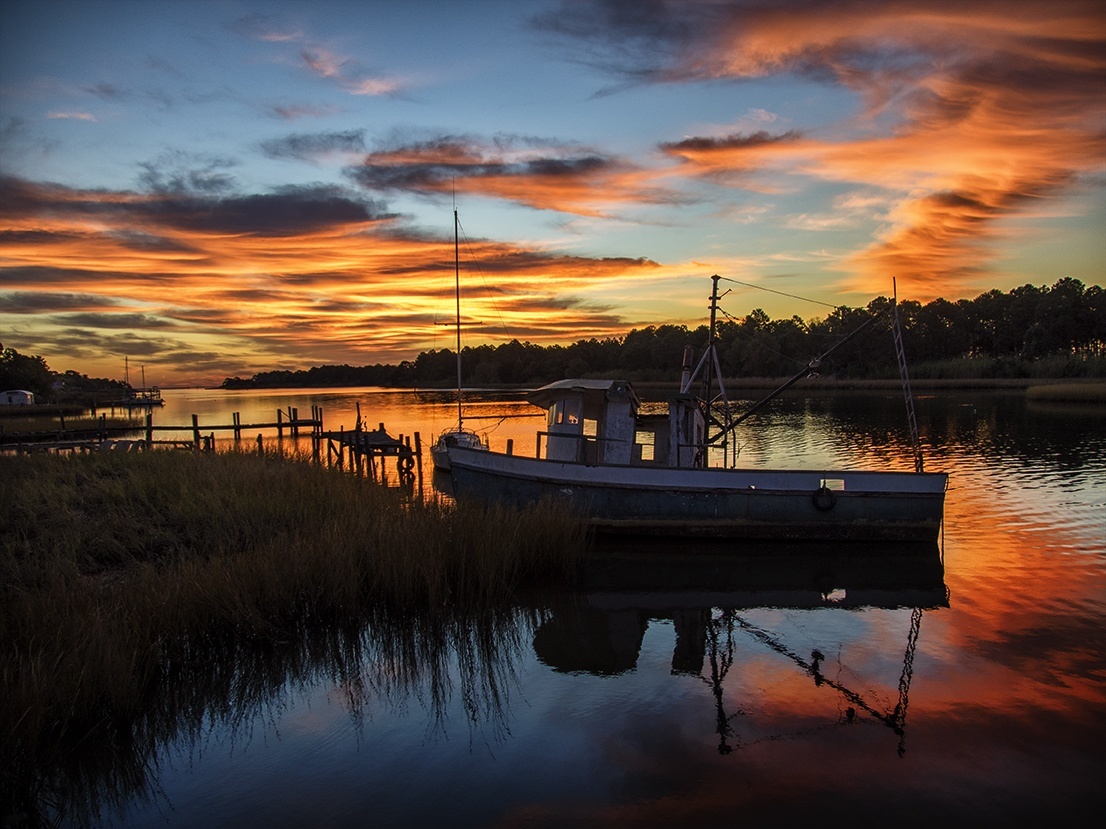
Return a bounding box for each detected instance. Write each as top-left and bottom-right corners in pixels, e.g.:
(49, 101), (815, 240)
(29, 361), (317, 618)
(812, 484), (836, 512)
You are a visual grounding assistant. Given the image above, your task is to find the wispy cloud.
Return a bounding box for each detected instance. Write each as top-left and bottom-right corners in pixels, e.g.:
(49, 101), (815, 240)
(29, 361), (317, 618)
(46, 111), (96, 121)
(299, 48), (405, 97)
(539, 0), (1106, 296)
(345, 133), (684, 216)
(260, 129), (366, 163)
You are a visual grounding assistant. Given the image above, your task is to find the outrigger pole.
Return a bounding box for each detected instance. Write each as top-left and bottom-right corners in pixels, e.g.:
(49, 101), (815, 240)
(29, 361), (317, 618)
(684, 275), (925, 471)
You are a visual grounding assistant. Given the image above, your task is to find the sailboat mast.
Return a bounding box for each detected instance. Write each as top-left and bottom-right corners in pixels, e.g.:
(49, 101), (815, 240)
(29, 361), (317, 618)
(454, 209), (463, 429)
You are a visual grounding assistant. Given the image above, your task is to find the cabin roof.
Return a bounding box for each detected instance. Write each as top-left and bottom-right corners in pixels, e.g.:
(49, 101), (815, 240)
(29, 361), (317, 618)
(526, 378), (638, 411)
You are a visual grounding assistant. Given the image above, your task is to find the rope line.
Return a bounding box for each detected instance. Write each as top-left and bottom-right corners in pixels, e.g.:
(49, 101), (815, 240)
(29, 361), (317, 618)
(720, 276), (839, 310)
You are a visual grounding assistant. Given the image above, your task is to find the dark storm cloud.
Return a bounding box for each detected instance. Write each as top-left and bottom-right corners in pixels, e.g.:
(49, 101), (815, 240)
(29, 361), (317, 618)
(260, 129), (367, 161)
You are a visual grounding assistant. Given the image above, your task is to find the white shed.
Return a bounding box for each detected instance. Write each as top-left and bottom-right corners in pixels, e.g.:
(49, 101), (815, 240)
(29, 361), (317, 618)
(1, 389), (35, 405)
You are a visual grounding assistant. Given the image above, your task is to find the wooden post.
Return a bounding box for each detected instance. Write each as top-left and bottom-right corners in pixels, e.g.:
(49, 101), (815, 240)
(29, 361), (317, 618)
(506, 438), (514, 456)
(145, 412), (153, 448)
(233, 412), (241, 442)
(277, 408), (284, 440)
(414, 431), (423, 495)
(191, 414), (201, 450)
(99, 413), (106, 441)
(257, 433), (263, 455)
(354, 420), (362, 476)
(292, 407), (299, 439)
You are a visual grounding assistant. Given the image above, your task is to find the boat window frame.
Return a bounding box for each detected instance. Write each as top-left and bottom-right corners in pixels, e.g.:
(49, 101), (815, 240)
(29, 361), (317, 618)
(549, 397), (583, 427)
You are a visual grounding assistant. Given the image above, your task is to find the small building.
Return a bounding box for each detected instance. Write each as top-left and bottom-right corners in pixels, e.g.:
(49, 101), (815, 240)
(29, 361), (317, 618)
(1, 389), (35, 406)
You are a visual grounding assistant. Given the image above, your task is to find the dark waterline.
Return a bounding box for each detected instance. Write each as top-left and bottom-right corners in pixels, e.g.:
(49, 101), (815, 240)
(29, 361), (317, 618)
(18, 389), (1106, 826)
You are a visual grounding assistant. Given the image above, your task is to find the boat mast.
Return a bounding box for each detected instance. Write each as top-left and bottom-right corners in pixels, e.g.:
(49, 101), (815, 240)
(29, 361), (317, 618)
(454, 208), (463, 431)
(892, 277), (924, 473)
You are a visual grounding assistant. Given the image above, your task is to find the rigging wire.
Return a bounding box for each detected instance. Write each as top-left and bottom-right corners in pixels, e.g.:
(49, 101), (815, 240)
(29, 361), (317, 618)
(715, 306), (808, 367)
(456, 214), (513, 345)
(719, 276), (839, 310)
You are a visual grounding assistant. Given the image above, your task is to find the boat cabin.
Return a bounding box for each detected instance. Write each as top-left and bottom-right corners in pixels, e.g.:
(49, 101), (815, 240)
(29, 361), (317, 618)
(527, 379), (706, 468)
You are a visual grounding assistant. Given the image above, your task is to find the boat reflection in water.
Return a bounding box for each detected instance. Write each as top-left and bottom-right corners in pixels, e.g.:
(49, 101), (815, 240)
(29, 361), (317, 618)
(12, 540), (945, 827)
(535, 539), (947, 756)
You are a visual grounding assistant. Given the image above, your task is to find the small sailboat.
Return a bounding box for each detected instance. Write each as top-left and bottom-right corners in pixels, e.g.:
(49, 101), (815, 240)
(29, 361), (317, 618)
(430, 208), (489, 471)
(114, 358), (164, 408)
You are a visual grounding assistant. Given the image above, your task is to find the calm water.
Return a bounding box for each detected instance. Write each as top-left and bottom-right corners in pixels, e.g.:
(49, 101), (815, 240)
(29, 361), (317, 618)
(61, 390), (1106, 824)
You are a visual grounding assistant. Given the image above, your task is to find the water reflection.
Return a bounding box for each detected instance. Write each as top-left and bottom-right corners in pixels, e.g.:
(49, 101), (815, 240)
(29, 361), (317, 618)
(9, 542), (947, 828)
(535, 543), (946, 757)
(9, 606), (537, 828)
(8, 390), (1102, 826)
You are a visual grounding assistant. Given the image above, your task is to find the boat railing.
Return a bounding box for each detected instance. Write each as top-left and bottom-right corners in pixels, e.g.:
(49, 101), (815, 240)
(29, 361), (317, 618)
(535, 430), (631, 462)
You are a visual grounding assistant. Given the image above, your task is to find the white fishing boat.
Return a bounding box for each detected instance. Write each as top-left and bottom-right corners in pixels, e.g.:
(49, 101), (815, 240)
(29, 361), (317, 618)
(447, 276), (948, 541)
(430, 209), (490, 471)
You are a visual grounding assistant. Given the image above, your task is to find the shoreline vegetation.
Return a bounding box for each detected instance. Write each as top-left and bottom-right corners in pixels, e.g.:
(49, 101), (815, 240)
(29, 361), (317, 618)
(0, 449), (589, 823)
(2, 386), (1100, 821)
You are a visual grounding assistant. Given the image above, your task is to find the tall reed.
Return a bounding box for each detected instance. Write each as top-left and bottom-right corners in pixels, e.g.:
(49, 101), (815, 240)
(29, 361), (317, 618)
(1, 449), (588, 822)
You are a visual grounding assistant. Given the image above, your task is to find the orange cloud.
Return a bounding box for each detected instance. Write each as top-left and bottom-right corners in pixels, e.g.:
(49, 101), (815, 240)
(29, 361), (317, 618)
(602, 0), (1105, 298)
(0, 177), (661, 384)
(347, 136), (684, 217)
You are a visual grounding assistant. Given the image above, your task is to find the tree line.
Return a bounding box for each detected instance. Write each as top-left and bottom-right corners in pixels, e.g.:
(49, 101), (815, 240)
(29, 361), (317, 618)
(0, 347), (133, 402)
(223, 277), (1105, 388)
(3, 278), (1102, 400)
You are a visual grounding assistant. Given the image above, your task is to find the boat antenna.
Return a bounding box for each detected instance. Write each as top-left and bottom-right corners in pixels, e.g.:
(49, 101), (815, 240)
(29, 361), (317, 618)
(679, 275), (735, 464)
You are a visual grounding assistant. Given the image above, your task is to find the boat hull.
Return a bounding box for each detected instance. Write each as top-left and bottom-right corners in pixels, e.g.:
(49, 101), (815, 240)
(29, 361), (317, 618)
(447, 447), (948, 542)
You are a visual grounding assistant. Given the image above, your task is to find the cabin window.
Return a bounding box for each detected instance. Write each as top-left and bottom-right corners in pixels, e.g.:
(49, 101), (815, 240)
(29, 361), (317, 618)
(821, 478), (845, 491)
(550, 397), (581, 426)
(635, 430), (655, 462)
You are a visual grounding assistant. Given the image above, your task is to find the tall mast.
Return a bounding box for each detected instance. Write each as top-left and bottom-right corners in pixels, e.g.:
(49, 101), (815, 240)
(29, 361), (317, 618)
(454, 208), (463, 430)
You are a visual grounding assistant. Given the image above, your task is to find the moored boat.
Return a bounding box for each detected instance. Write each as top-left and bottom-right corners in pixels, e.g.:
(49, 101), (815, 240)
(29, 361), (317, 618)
(431, 207), (489, 470)
(448, 276), (947, 541)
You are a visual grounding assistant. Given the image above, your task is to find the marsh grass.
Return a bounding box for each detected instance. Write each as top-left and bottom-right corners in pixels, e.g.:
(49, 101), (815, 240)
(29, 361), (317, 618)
(0, 413), (141, 439)
(1025, 382), (1106, 403)
(1, 449), (588, 823)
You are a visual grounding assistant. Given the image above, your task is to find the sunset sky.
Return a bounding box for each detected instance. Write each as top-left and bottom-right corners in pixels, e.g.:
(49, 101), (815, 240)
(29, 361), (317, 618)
(2, 0), (1104, 387)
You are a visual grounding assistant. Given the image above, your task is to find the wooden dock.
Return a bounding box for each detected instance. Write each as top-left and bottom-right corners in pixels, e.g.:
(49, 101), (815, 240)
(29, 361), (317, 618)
(0, 403), (424, 491)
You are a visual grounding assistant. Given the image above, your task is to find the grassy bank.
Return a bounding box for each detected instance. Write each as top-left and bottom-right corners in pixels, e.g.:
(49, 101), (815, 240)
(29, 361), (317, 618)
(1, 449), (589, 811)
